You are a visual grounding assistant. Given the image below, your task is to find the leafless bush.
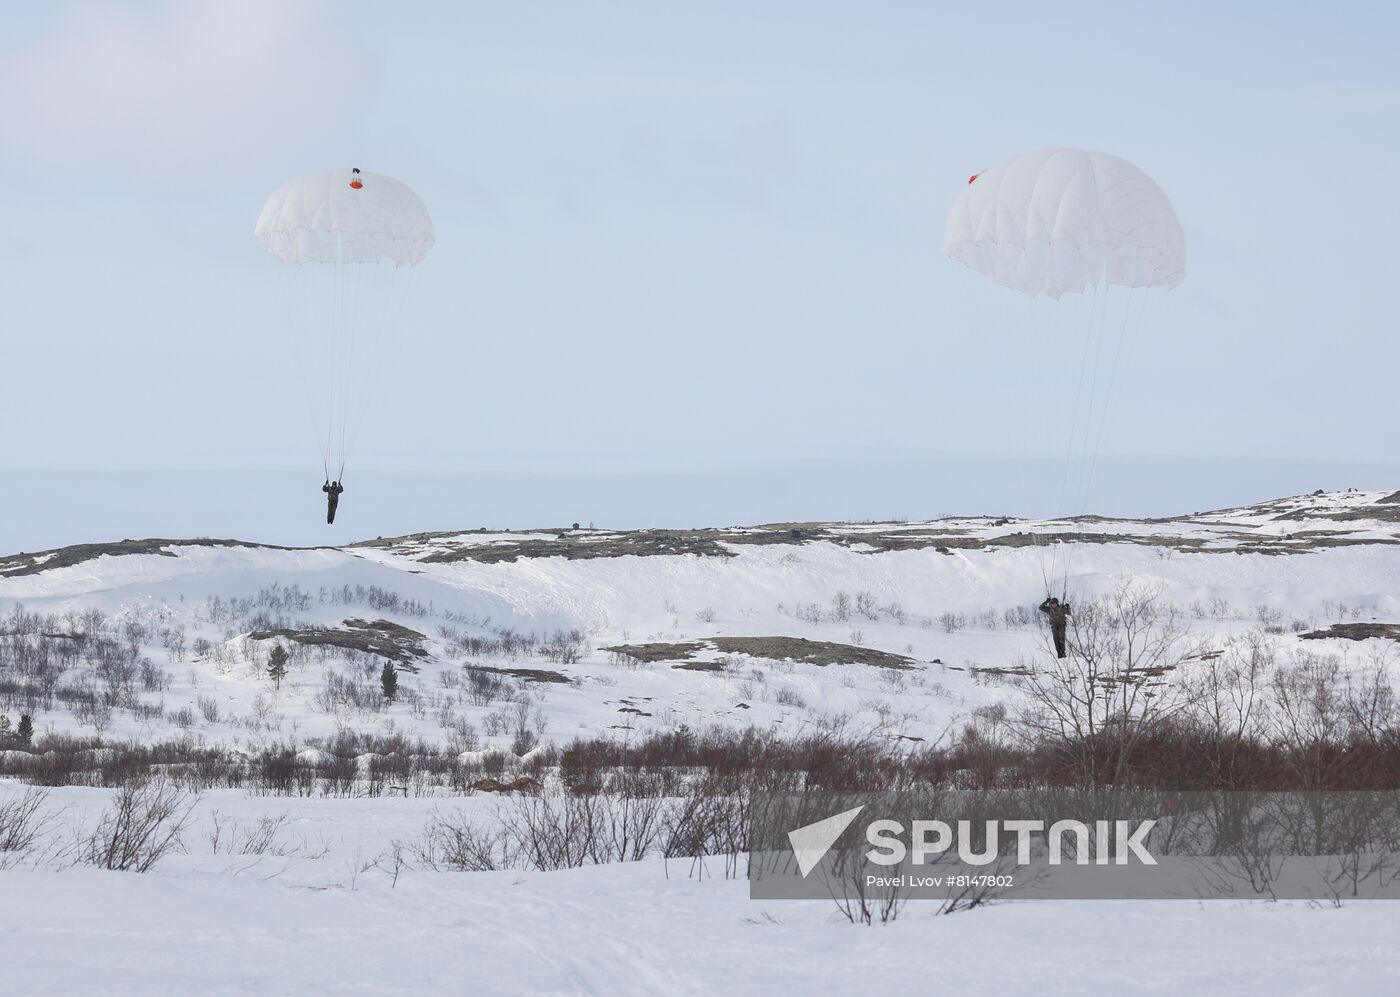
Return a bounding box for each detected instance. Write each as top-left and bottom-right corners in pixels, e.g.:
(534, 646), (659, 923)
(72, 682), (114, 733)
(773, 688), (807, 710)
(0, 789), (60, 867)
(541, 630), (587, 665)
(501, 784), (678, 870)
(1183, 631), (1273, 787)
(79, 781), (195, 872)
(1014, 581), (1198, 789)
(483, 709), (510, 737)
(662, 778), (751, 879)
(464, 667), (513, 707)
(414, 809), (516, 871)
(313, 668), (384, 715)
(140, 659), (170, 693)
(447, 719), (480, 753)
(1003, 605), (1035, 629)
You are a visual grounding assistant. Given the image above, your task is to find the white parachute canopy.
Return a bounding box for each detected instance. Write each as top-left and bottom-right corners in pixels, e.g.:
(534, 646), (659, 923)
(255, 168), (434, 267)
(944, 149), (1185, 299)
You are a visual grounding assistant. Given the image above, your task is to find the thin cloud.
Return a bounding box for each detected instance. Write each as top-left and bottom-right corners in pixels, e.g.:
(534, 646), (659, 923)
(0, 1), (379, 174)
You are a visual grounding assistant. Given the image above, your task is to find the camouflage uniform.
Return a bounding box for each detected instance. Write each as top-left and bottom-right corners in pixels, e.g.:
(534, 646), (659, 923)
(1039, 597), (1071, 659)
(323, 481), (344, 524)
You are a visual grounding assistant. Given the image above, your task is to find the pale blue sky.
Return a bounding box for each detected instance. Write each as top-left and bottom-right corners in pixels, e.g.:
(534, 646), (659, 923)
(2, 1), (1398, 549)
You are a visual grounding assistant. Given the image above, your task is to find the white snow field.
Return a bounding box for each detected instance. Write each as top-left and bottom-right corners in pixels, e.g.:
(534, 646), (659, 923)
(3, 786), (1399, 996)
(3, 489), (1400, 994)
(0, 488), (1397, 751)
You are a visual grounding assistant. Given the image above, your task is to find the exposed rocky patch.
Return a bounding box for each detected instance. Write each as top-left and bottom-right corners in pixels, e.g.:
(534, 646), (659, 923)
(605, 636), (915, 670)
(6, 493), (1397, 584)
(466, 664), (572, 684)
(248, 618), (429, 664)
(711, 636), (915, 669)
(1300, 623), (1400, 643)
(602, 642), (700, 663)
(358, 529), (738, 564)
(0, 538), (300, 578)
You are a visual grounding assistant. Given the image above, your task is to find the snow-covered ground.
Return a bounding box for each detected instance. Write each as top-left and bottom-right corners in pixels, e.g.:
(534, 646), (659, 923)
(2, 785), (1398, 996)
(1, 489), (1398, 752)
(3, 490), (1400, 994)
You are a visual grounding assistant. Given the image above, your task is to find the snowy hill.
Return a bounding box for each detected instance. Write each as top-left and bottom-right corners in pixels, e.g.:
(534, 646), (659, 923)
(2, 490), (1398, 752)
(5, 490), (1400, 996)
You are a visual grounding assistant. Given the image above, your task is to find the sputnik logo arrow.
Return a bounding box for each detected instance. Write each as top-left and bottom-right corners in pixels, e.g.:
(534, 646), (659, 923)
(787, 805), (866, 877)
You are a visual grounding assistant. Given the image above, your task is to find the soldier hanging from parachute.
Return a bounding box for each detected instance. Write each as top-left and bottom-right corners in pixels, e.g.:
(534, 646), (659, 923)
(255, 166), (435, 523)
(943, 148), (1186, 645)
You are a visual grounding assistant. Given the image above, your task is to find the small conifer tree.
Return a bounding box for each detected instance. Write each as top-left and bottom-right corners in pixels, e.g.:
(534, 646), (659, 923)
(267, 644), (289, 690)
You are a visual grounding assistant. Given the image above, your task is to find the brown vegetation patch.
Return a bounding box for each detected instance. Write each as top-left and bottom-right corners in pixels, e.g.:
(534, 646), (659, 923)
(468, 665), (572, 684)
(602, 642), (702, 663)
(0, 538), (301, 578)
(1300, 623), (1400, 643)
(248, 619), (428, 663)
(709, 636), (914, 670)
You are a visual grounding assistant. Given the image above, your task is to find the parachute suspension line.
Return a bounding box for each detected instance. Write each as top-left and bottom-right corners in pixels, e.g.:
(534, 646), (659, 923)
(1054, 280), (1101, 516)
(1070, 271), (1114, 525)
(1043, 276), (1108, 597)
(341, 264), (414, 472)
(336, 261), (364, 481)
(334, 258), (345, 476)
(1075, 285), (1141, 520)
(277, 260), (326, 477)
(325, 250), (345, 480)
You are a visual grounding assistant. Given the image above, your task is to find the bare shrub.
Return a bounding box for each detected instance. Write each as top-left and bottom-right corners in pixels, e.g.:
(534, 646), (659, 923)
(1183, 631), (1274, 787)
(72, 683), (113, 733)
(464, 667), (512, 707)
(1003, 605), (1035, 629)
(415, 810), (515, 871)
(502, 791), (668, 870)
(139, 659), (169, 693)
(510, 697), (545, 756)
(79, 781), (195, 872)
(447, 719), (480, 754)
(0, 789), (60, 867)
(773, 688), (807, 710)
(207, 812), (308, 857)
(1014, 581), (1198, 789)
